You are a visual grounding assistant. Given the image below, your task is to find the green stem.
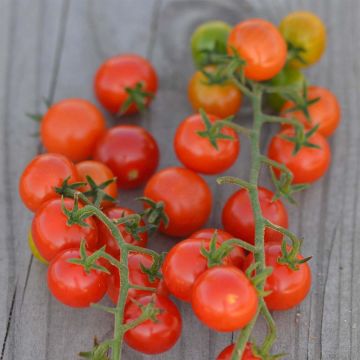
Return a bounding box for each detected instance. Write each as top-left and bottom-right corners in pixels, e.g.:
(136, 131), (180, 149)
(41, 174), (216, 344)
(260, 298), (277, 353)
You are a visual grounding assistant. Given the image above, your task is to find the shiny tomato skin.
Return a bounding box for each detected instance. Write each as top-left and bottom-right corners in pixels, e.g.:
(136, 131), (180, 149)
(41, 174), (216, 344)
(191, 228), (245, 267)
(268, 128), (331, 184)
(107, 252), (159, 304)
(222, 187), (288, 245)
(188, 69), (243, 118)
(94, 125), (159, 189)
(47, 249), (108, 308)
(32, 198), (98, 262)
(94, 54), (157, 115)
(217, 343), (260, 360)
(76, 160), (118, 207)
(191, 266), (258, 332)
(97, 207), (147, 260)
(162, 238), (232, 302)
(19, 153), (78, 212)
(144, 167), (212, 237)
(40, 99), (106, 162)
(281, 86), (341, 137)
(124, 294), (182, 354)
(228, 19), (287, 81)
(174, 113), (240, 175)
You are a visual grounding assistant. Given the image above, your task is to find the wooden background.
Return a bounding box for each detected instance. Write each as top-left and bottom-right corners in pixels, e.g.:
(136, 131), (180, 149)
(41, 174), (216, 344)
(0, 0), (358, 359)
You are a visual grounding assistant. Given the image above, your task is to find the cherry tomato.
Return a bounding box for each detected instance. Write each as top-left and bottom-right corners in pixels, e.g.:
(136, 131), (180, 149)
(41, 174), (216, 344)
(162, 238), (232, 302)
(266, 65), (305, 112)
(279, 11), (326, 68)
(76, 160), (118, 207)
(222, 187), (288, 245)
(281, 86), (341, 137)
(244, 243), (311, 310)
(40, 99), (106, 162)
(191, 266), (258, 332)
(94, 54), (157, 115)
(188, 68), (243, 118)
(191, 228), (245, 267)
(19, 153), (79, 212)
(28, 229), (48, 264)
(97, 207), (147, 260)
(217, 343), (260, 360)
(174, 113), (240, 174)
(144, 167), (212, 237)
(191, 21), (231, 68)
(268, 128), (331, 184)
(107, 252), (160, 304)
(47, 249), (108, 308)
(124, 294), (182, 354)
(32, 198), (98, 262)
(228, 19), (287, 81)
(94, 125), (159, 189)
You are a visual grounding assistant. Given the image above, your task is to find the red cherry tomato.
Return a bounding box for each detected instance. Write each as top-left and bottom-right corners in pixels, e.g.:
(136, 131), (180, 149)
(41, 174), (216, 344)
(174, 113), (240, 174)
(107, 252), (160, 304)
(144, 167), (212, 237)
(243, 243), (311, 310)
(281, 86), (341, 137)
(94, 54), (158, 115)
(32, 198), (98, 262)
(162, 238), (232, 302)
(40, 99), (106, 162)
(227, 19), (287, 81)
(97, 207), (147, 260)
(124, 294), (182, 354)
(191, 266), (258, 332)
(76, 160), (118, 207)
(268, 128), (331, 184)
(47, 249), (108, 308)
(94, 125), (159, 189)
(191, 228), (245, 267)
(217, 343), (260, 360)
(19, 153), (78, 212)
(222, 187), (288, 245)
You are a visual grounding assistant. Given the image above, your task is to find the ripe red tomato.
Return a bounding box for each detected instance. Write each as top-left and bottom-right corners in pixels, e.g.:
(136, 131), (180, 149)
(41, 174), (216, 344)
(191, 228), (245, 267)
(94, 54), (158, 115)
(244, 243), (311, 310)
(227, 19), (287, 81)
(174, 113), (240, 174)
(124, 294), (182, 354)
(32, 198), (99, 262)
(222, 187), (288, 245)
(40, 99), (106, 162)
(107, 252), (160, 304)
(94, 125), (159, 189)
(97, 207), (147, 260)
(19, 153), (78, 212)
(217, 343), (260, 360)
(281, 86), (341, 137)
(191, 266), (258, 331)
(144, 167), (212, 237)
(268, 128), (331, 184)
(47, 249), (108, 308)
(188, 68), (243, 118)
(76, 160), (118, 207)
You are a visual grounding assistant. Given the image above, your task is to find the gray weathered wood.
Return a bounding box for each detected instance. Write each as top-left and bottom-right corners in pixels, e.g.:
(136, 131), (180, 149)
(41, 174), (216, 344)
(0, 0), (359, 359)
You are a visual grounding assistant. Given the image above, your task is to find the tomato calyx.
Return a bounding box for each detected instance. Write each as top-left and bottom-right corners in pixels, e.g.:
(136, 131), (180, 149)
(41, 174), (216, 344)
(137, 197), (169, 234)
(140, 252), (165, 283)
(118, 82), (154, 116)
(200, 231), (233, 267)
(201, 66), (228, 85)
(278, 239), (312, 271)
(286, 41), (307, 65)
(26, 96), (52, 124)
(79, 337), (110, 360)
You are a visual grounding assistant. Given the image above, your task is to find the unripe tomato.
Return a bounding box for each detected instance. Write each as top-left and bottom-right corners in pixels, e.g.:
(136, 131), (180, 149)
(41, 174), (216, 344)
(28, 230), (48, 264)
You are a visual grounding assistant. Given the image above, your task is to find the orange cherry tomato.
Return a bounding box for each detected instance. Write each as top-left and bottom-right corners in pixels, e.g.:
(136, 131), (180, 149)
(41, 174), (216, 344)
(40, 99), (106, 162)
(281, 86), (341, 137)
(227, 19), (287, 81)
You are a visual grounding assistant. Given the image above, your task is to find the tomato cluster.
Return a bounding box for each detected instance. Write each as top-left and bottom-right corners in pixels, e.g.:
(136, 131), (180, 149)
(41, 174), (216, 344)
(18, 9), (339, 360)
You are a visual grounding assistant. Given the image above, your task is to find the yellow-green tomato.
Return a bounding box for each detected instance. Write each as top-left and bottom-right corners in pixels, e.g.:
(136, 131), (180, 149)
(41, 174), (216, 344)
(191, 21), (231, 68)
(279, 11), (326, 68)
(28, 230), (48, 264)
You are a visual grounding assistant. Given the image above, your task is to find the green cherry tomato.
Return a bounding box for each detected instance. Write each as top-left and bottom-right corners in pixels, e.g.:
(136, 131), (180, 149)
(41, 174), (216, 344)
(266, 65), (305, 111)
(28, 230), (48, 264)
(191, 21), (232, 68)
